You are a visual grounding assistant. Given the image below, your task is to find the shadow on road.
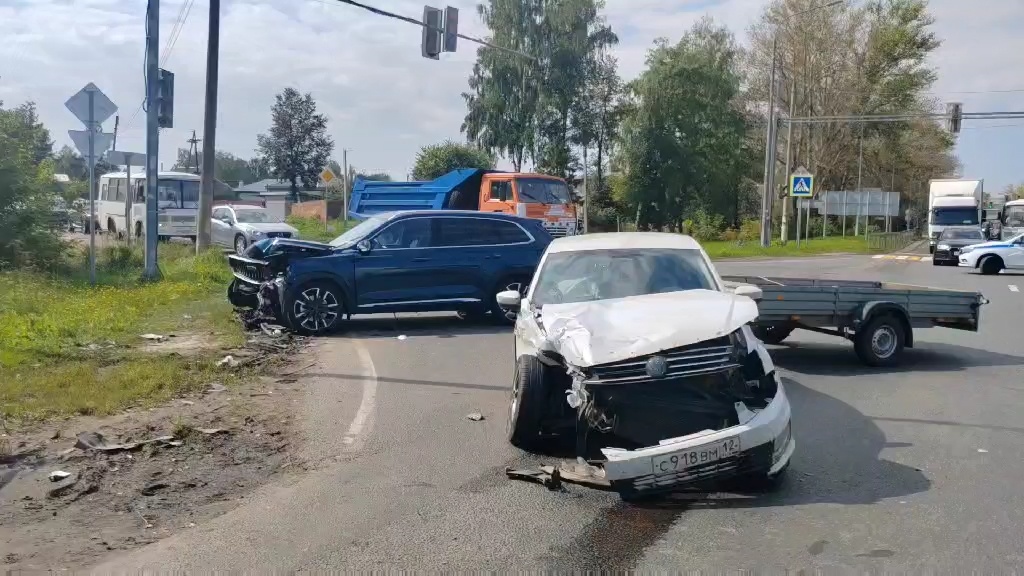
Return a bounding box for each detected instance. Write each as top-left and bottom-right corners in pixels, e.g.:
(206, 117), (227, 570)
(329, 313), (511, 340)
(541, 377), (931, 570)
(767, 341), (1024, 376)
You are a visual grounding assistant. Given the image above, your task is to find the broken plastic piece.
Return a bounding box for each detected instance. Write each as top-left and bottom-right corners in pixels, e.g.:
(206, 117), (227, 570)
(140, 333), (167, 342)
(505, 466), (562, 490)
(466, 412), (485, 421)
(217, 355), (239, 368)
(48, 471), (72, 482)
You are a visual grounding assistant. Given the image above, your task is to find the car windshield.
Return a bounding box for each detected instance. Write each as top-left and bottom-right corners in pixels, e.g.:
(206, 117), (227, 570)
(234, 209), (277, 223)
(329, 214), (390, 247)
(516, 178), (571, 204)
(931, 207), (978, 226)
(531, 248), (717, 306)
(940, 229), (984, 241)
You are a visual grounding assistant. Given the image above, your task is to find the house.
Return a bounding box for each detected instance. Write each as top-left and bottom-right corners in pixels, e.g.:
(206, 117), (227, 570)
(233, 179), (327, 221)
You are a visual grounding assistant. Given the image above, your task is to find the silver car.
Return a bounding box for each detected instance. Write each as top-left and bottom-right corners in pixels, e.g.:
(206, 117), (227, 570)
(211, 205), (299, 253)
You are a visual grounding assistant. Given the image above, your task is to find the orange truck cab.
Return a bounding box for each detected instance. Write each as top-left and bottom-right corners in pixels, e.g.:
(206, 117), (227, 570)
(349, 168), (580, 238)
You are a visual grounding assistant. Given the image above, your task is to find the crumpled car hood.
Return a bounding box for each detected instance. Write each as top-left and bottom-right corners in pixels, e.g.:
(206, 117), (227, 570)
(538, 289), (759, 368)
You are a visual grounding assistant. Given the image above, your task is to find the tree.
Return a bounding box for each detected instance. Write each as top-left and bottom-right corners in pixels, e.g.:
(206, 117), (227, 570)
(462, 0), (544, 171)
(256, 88), (334, 201)
(412, 140), (496, 181)
(614, 19), (749, 231)
(0, 101), (66, 268)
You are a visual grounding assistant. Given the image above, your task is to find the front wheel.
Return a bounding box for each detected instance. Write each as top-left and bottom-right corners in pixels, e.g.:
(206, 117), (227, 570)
(854, 314), (906, 367)
(507, 355), (551, 451)
(234, 234), (248, 255)
(285, 281), (345, 336)
(979, 255), (1004, 275)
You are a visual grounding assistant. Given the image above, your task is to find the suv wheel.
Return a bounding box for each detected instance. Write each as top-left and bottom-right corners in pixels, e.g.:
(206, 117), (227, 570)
(285, 281), (345, 335)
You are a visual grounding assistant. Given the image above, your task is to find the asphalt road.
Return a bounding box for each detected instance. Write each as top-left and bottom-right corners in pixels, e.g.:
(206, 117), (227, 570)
(99, 246), (1024, 571)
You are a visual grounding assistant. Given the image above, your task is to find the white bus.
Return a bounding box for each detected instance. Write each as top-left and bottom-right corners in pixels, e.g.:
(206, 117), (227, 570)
(96, 170), (200, 240)
(1000, 199), (1024, 240)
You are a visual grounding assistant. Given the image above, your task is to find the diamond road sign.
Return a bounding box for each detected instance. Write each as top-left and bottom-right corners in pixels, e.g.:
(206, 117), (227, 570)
(65, 83), (117, 126)
(790, 167), (815, 198)
(320, 167), (336, 184)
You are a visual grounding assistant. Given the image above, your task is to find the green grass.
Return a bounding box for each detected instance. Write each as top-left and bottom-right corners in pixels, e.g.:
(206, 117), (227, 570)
(0, 243), (249, 424)
(287, 215), (359, 243)
(702, 235), (877, 259)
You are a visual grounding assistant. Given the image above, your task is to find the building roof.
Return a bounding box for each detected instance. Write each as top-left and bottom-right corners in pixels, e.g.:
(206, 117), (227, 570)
(547, 232), (702, 253)
(234, 178), (283, 193)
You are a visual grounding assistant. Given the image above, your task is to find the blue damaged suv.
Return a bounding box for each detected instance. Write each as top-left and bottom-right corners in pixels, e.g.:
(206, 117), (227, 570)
(227, 210), (552, 335)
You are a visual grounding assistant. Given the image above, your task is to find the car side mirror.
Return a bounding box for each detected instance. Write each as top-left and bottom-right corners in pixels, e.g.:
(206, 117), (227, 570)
(356, 239), (372, 254)
(496, 290), (522, 314)
(219, 216), (232, 224)
(732, 284), (763, 301)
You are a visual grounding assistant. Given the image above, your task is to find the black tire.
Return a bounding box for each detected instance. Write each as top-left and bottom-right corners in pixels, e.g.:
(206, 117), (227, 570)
(490, 275), (531, 324)
(284, 280), (345, 336)
(979, 255), (1004, 275)
(753, 325), (794, 345)
(107, 219), (118, 239)
(928, 245), (935, 254)
(854, 314), (907, 367)
(234, 234), (248, 255)
(932, 258), (940, 266)
(507, 355), (551, 451)
(135, 222), (143, 239)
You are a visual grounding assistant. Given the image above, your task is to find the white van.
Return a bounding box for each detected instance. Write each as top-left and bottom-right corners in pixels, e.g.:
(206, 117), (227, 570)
(97, 170), (200, 240)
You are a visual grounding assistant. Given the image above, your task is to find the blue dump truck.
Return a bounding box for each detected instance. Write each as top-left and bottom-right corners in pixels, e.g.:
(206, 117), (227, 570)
(349, 168), (581, 238)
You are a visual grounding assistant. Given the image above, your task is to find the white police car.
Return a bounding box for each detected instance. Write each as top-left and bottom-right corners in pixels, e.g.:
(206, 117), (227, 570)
(958, 233), (1024, 274)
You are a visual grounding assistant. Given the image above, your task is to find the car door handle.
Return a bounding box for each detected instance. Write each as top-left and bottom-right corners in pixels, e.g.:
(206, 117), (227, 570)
(411, 257), (431, 262)
(485, 254), (502, 259)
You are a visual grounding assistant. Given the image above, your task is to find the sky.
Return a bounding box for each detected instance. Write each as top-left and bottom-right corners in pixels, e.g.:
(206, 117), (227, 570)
(1, 0), (1022, 193)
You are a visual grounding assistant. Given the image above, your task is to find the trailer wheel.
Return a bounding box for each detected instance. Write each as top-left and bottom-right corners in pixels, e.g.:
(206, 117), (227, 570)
(753, 325), (794, 345)
(854, 314), (906, 367)
(507, 355), (551, 451)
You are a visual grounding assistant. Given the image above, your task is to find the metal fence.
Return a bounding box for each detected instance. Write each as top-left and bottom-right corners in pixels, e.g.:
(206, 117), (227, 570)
(867, 230), (917, 252)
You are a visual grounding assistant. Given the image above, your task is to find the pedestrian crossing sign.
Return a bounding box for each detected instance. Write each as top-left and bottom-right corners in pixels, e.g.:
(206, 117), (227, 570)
(790, 169), (814, 198)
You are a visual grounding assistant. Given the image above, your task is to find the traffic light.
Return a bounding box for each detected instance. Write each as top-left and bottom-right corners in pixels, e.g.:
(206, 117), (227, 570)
(946, 102), (962, 134)
(421, 6), (443, 60)
(157, 68), (174, 129)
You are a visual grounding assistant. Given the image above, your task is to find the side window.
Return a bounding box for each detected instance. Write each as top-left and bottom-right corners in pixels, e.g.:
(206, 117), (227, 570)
(136, 183), (146, 202)
(491, 220), (531, 244)
(436, 218), (530, 246)
(114, 178), (126, 202)
(212, 208), (225, 220)
(489, 181), (511, 202)
(101, 183), (109, 201)
(372, 218), (434, 249)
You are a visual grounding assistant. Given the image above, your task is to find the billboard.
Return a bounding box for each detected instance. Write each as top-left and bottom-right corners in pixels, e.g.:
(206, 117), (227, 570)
(811, 189), (901, 217)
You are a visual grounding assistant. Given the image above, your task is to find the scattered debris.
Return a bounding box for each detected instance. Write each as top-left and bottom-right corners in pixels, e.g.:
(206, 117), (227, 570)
(466, 412), (485, 422)
(141, 482), (170, 496)
(217, 355), (239, 368)
(140, 333), (168, 343)
(75, 431), (176, 452)
(977, 448), (989, 453)
(506, 460), (613, 493)
(48, 471), (72, 482)
(396, 334), (407, 341)
(180, 400), (195, 406)
(506, 465), (563, 491)
(206, 383), (227, 394)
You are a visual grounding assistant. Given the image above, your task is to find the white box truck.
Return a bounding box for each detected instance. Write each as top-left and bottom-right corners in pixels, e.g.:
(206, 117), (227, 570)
(928, 179), (984, 253)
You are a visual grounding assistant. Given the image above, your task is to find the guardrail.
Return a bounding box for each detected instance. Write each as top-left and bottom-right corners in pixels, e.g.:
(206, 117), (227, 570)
(867, 230), (917, 252)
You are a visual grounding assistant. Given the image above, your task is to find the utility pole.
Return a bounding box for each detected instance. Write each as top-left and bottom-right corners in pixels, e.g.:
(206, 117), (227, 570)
(582, 146), (589, 234)
(144, 0), (160, 279)
(112, 115), (119, 151)
(187, 130), (202, 173)
(759, 36), (779, 248)
(342, 148), (349, 224)
(781, 76), (796, 242)
(197, 0), (221, 251)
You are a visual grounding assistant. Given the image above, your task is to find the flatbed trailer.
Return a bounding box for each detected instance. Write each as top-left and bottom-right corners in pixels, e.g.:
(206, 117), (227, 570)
(721, 275), (989, 367)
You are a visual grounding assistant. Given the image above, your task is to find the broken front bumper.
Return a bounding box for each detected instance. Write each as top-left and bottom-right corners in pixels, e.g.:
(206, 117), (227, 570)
(599, 381), (794, 496)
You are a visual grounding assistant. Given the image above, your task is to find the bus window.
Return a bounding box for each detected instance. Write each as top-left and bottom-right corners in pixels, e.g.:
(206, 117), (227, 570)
(114, 178), (126, 202)
(1004, 205), (1024, 227)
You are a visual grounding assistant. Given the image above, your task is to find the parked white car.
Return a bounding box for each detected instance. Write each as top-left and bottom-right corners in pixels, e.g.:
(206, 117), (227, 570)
(496, 232), (794, 500)
(958, 233), (1024, 274)
(211, 205), (299, 254)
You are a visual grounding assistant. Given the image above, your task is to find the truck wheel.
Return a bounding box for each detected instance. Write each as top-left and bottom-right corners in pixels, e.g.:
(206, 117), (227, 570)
(854, 314), (906, 367)
(979, 255), (1004, 275)
(753, 325), (794, 345)
(284, 280), (346, 336)
(507, 355), (551, 451)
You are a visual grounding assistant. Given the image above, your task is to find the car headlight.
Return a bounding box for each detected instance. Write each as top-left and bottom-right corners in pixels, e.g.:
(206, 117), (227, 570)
(937, 244), (950, 250)
(250, 230), (264, 237)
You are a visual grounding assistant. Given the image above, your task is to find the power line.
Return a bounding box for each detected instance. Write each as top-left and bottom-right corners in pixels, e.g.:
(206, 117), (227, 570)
(327, 0), (536, 61)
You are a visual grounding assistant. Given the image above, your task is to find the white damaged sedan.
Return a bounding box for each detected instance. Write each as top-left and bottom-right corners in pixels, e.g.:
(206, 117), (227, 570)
(496, 232), (794, 500)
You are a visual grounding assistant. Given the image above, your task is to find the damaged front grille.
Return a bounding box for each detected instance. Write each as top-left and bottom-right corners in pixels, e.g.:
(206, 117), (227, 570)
(586, 336), (737, 384)
(228, 255), (270, 284)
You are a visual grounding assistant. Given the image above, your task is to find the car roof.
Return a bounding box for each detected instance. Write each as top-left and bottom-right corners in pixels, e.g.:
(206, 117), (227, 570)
(225, 205), (264, 210)
(547, 232), (702, 253)
(384, 210), (536, 223)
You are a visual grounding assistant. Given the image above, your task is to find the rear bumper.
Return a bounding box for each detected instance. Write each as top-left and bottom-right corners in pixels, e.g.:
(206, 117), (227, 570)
(933, 249), (961, 262)
(600, 381), (794, 496)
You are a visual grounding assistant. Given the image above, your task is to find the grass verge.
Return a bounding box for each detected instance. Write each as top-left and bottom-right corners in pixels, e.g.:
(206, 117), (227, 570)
(0, 243), (250, 424)
(286, 215), (359, 243)
(703, 235), (877, 259)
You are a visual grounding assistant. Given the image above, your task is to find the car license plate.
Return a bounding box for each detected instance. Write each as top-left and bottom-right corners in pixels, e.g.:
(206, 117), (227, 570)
(651, 437), (741, 474)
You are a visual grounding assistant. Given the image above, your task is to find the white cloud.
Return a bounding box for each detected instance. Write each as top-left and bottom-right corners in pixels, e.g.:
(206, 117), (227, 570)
(1, 0), (1021, 188)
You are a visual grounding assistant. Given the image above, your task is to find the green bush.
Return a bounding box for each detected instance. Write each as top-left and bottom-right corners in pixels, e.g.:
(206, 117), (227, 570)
(689, 209), (725, 242)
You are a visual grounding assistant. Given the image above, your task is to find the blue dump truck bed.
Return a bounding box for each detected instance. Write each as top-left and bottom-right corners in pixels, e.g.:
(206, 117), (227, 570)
(349, 169), (486, 218)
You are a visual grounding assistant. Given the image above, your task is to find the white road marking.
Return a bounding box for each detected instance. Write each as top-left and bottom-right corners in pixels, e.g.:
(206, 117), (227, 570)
(872, 255), (885, 259)
(341, 339), (378, 449)
(895, 255), (909, 260)
(1009, 284), (1020, 293)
